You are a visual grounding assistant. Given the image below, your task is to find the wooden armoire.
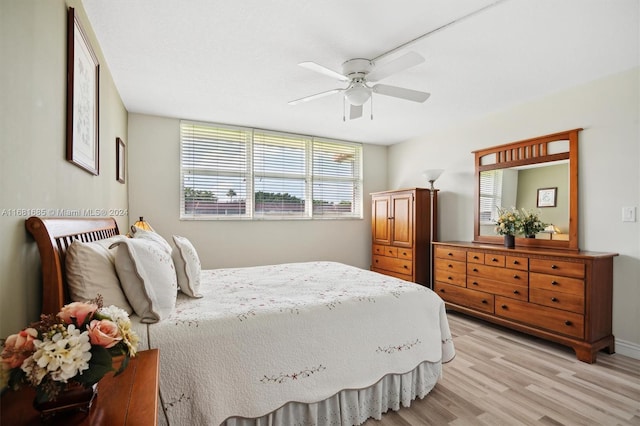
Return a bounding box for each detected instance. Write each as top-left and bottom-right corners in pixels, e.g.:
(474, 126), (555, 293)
(370, 188), (437, 285)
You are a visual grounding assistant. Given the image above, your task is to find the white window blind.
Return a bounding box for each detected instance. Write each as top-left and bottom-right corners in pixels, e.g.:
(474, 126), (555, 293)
(479, 169), (503, 224)
(180, 121), (363, 220)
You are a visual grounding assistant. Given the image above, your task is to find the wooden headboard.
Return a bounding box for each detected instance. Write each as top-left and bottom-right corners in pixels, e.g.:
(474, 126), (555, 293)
(25, 216), (120, 315)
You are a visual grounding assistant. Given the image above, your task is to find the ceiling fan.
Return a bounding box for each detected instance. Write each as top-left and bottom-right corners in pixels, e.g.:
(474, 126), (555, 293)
(288, 51), (430, 120)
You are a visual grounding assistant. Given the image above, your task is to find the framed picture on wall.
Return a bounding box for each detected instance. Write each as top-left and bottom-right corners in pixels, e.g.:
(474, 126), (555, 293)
(116, 138), (125, 183)
(537, 187), (557, 207)
(66, 7), (100, 175)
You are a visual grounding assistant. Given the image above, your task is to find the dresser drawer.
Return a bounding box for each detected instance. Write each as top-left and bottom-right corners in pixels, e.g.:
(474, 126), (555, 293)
(467, 251), (484, 264)
(467, 276), (528, 301)
(435, 283), (494, 314)
(435, 246), (467, 262)
(372, 255), (412, 275)
(530, 272), (584, 295)
(495, 296), (584, 339)
(372, 244), (386, 256)
(435, 258), (466, 275)
(467, 263), (528, 286)
(530, 288), (584, 314)
(484, 254), (505, 267)
(506, 255), (528, 271)
(434, 268), (466, 287)
(530, 258), (585, 279)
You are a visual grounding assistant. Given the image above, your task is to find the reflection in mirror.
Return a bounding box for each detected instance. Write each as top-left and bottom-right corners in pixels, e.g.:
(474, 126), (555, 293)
(479, 161), (569, 239)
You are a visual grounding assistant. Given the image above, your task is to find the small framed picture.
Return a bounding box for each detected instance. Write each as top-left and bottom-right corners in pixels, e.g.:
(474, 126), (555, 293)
(116, 138), (125, 183)
(537, 187), (557, 208)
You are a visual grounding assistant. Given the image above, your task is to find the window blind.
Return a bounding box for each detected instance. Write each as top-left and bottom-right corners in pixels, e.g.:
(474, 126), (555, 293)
(479, 169), (503, 224)
(180, 121), (363, 220)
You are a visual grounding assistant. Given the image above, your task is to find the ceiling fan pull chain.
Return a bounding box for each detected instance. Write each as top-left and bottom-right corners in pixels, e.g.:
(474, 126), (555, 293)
(342, 96), (346, 122)
(370, 95), (374, 120)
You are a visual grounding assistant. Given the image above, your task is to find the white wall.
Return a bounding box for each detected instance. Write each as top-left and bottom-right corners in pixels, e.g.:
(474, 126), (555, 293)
(388, 68), (640, 352)
(127, 114), (388, 271)
(0, 0), (128, 337)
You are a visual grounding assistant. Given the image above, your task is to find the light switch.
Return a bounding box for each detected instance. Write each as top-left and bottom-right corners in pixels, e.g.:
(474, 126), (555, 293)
(622, 206), (636, 222)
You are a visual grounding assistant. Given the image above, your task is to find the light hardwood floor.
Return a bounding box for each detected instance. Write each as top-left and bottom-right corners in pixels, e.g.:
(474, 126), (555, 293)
(364, 312), (640, 426)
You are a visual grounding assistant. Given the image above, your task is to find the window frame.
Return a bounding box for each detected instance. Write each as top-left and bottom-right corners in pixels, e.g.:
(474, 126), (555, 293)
(180, 121), (363, 221)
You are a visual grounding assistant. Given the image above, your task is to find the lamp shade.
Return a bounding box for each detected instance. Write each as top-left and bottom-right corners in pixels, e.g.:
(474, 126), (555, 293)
(132, 216), (154, 232)
(423, 169), (444, 190)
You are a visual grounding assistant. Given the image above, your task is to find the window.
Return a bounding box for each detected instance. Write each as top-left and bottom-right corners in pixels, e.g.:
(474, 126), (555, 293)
(479, 169), (503, 224)
(180, 121), (363, 220)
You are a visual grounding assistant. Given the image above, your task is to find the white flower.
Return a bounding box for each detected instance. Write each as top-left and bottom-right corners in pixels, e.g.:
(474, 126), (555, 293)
(99, 305), (129, 324)
(25, 324), (92, 384)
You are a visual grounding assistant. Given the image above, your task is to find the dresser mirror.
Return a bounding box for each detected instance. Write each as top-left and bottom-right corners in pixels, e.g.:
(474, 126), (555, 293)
(473, 129), (581, 250)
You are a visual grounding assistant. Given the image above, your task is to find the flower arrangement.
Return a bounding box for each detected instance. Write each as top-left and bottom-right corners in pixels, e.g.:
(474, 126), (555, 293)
(1, 296), (138, 403)
(494, 206), (523, 236)
(519, 208), (547, 237)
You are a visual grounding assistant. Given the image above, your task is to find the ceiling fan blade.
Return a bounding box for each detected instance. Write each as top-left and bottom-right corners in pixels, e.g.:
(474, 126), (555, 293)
(372, 84), (430, 103)
(367, 51), (425, 82)
(349, 104), (363, 120)
(298, 61), (350, 82)
(288, 88), (344, 105)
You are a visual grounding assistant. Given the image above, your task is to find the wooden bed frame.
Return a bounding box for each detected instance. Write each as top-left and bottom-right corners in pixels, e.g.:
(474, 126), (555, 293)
(25, 216), (120, 315)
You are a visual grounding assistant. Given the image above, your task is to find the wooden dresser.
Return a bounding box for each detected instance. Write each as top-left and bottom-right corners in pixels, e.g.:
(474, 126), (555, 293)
(371, 188), (436, 285)
(433, 242), (617, 363)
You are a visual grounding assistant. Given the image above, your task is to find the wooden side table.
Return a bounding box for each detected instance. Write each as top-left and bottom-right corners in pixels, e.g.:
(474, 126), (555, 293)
(1, 349), (159, 425)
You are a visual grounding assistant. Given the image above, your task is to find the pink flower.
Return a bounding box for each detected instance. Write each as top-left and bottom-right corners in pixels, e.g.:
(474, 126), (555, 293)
(1, 327), (38, 369)
(87, 319), (122, 348)
(58, 302), (98, 326)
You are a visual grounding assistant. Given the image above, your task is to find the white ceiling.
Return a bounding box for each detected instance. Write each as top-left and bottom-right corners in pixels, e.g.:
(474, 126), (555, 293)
(82, 0), (639, 145)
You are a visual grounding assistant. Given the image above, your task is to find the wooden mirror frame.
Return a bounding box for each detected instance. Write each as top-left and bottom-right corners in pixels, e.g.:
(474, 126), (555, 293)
(472, 128), (581, 251)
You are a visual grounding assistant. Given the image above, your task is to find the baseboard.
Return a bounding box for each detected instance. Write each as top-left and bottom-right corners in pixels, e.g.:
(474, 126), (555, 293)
(615, 338), (640, 360)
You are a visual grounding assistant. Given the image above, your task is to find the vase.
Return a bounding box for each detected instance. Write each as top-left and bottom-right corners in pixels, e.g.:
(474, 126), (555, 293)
(503, 234), (515, 248)
(33, 382), (97, 421)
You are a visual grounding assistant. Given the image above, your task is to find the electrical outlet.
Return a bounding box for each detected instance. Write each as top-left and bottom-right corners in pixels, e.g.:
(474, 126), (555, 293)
(622, 206), (636, 222)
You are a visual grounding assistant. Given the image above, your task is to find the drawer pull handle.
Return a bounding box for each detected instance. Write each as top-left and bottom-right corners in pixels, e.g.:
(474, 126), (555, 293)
(402, 252), (407, 256)
(403, 265), (408, 269)
(551, 264), (558, 269)
(551, 297), (558, 302)
(448, 264), (453, 268)
(473, 255), (479, 259)
(473, 268), (478, 272)
(482, 299), (488, 304)
(501, 304), (508, 310)
(513, 260), (520, 265)
(513, 274), (520, 279)
(551, 281), (558, 285)
(447, 276), (453, 280)
(565, 320), (572, 326)
(439, 289), (445, 293)
(513, 290), (519, 295)
(472, 282), (478, 286)
(491, 258), (498, 262)
(388, 217), (394, 220)
(375, 259), (378, 263)
(447, 252), (453, 256)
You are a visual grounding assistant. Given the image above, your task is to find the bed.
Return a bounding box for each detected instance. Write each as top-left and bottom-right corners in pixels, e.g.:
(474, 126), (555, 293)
(25, 216), (455, 426)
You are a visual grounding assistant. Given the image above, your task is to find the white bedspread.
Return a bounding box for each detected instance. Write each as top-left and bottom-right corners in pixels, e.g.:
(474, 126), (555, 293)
(134, 261), (454, 426)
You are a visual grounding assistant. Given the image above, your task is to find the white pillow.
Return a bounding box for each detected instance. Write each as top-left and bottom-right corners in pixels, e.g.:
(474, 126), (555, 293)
(111, 238), (178, 323)
(131, 227), (172, 254)
(66, 236), (133, 314)
(172, 236), (203, 298)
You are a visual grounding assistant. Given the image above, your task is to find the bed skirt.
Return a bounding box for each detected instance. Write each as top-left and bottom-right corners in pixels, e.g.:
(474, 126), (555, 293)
(221, 360), (442, 426)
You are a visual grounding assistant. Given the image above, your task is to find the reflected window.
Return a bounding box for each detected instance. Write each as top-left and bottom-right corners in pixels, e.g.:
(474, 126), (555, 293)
(480, 170), (503, 224)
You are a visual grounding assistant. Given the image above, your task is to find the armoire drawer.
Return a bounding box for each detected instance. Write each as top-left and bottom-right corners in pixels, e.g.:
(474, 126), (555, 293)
(372, 255), (412, 275)
(495, 296), (584, 339)
(435, 283), (494, 314)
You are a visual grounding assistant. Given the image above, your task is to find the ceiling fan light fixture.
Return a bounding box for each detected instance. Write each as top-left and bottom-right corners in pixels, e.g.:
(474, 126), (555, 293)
(344, 84), (371, 106)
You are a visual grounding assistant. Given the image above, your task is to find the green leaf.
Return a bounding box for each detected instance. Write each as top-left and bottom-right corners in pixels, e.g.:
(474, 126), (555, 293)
(76, 346), (112, 386)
